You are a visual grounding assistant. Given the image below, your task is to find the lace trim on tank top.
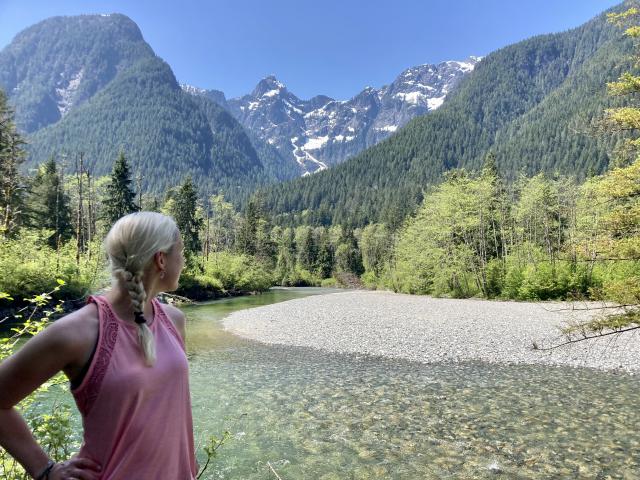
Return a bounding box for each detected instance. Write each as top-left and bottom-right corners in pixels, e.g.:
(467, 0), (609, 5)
(153, 298), (185, 351)
(74, 296), (119, 416)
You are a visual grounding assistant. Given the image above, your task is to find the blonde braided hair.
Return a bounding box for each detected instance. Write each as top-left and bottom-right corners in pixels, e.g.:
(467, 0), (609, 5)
(105, 212), (180, 366)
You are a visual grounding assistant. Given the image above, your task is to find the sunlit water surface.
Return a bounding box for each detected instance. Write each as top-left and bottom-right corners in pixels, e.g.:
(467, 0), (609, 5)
(33, 288), (640, 479)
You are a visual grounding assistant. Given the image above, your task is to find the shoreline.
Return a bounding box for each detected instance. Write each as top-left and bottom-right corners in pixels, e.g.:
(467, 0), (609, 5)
(223, 290), (640, 374)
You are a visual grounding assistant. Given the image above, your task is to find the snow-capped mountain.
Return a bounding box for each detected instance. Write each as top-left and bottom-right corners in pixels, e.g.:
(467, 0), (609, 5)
(183, 56), (480, 175)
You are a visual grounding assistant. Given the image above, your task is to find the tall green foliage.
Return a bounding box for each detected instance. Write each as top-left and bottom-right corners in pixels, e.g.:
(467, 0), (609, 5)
(168, 177), (203, 258)
(0, 89), (26, 238)
(103, 151), (138, 225)
(27, 157), (73, 247)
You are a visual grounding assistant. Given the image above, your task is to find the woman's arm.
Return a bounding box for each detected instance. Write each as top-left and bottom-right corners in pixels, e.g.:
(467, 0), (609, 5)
(0, 306), (100, 478)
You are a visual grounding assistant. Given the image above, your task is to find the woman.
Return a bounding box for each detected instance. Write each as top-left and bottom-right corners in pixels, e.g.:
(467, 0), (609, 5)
(0, 212), (197, 479)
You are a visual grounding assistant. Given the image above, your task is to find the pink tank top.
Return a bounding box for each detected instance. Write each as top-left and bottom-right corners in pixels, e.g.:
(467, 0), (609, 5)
(71, 295), (197, 480)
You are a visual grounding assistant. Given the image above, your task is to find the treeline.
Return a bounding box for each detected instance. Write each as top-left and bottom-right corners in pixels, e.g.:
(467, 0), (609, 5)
(2, 89), (638, 311)
(0, 86), (363, 303)
(362, 154), (639, 305)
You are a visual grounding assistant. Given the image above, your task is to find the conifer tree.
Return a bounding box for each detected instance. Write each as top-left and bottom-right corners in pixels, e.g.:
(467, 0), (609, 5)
(103, 150), (138, 225)
(28, 157), (73, 247)
(316, 233), (335, 278)
(297, 226), (318, 271)
(237, 198), (261, 256)
(335, 228), (364, 275)
(169, 177), (203, 257)
(0, 89), (26, 238)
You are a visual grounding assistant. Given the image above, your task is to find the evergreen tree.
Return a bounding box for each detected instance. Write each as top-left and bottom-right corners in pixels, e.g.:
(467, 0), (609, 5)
(274, 227), (296, 284)
(0, 89), (26, 237)
(316, 233), (335, 278)
(103, 150), (138, 225)
(28, 157), (73, 247)
(169, 176), (203, 257)
(297, 226), (318, 271)
(237, 198), (262, 256)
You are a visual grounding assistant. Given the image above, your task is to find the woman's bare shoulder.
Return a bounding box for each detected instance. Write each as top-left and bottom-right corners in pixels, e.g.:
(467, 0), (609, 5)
(160, 302), (186, 340)
(53, 302), (99, 335)
(45, 302), (100, 355)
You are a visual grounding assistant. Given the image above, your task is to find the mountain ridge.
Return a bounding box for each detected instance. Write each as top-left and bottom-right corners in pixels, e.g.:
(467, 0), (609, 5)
(182, 56), (481, 175)
(255, 4), (632, 226)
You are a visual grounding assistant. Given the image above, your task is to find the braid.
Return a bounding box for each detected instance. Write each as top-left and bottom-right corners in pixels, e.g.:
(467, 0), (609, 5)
(112, 267), (156, 366)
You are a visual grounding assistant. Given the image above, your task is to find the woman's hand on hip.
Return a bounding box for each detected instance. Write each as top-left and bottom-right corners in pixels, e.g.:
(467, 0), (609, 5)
(49, 457), (102, 480)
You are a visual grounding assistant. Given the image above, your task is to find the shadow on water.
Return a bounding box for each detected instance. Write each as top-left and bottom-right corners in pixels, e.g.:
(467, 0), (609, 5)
(185, 288), (640, 480)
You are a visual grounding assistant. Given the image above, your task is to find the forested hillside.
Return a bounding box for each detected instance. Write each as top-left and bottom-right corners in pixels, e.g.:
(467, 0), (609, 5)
(0, 14), (273, 199)
(0, 14), (154, 133)
(258, 5), (632, 226)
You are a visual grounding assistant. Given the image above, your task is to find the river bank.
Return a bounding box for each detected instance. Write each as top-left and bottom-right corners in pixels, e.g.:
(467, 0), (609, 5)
(224, 290), (639, 373)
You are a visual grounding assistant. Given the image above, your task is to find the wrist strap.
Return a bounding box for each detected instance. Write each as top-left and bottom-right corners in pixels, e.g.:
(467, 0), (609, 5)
(35, 460), (55, 480)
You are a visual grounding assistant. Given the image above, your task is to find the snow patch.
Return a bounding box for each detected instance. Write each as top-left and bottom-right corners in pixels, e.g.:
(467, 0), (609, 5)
(427, 96), (445, 110)
(284, 100), (303, 115)
(447, 60), (477, 72)
(55, 68), (84, 117)
(180, 84), (206, 95)
(395, 91), (426, 105)
(334, 135), (355, 142)
(248, 101), (259, 110)
(291, 137), (328, 174)
(378, 125), (397, 133)
(304, 136), (329, 150)
(263, 89), (280, 98)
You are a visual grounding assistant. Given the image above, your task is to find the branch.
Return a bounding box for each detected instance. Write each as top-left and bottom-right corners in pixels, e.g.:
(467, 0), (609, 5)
(267, 462), (284, 480)
(543, 304), (636, 312)
(534, 324), (640, 351)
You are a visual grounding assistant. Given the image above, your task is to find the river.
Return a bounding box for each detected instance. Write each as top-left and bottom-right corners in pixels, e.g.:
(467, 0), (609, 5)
(184, 288), (640, 479)
(23, 287), (640, 479)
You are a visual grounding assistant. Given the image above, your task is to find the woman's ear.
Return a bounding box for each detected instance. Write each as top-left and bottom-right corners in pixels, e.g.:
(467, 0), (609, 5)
(154, 251), (166, 271)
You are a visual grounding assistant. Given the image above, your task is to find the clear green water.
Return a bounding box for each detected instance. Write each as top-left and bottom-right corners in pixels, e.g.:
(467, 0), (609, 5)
(24, 288), (640, 479)
(185, 288), (640, 480)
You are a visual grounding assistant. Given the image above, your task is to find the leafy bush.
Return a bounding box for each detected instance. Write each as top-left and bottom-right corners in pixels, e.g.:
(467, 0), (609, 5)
(0, 231), (105, 304)
(280, 266), (321, 287)
(176, 273), (225, 300)
(202, 252), (274, 293)
(320, 277), (338, 288)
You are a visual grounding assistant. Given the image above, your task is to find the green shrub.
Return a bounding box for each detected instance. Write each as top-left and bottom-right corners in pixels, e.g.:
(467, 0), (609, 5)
(0, 231), (105, 304)
(280, 266), (320, 287)
(320, 277), (338, 288)
(202, 252), (274, 292)
(485, 258), (505, 298)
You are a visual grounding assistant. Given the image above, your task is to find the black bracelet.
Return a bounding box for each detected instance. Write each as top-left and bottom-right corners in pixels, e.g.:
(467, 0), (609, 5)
(35, 460), (55, 480)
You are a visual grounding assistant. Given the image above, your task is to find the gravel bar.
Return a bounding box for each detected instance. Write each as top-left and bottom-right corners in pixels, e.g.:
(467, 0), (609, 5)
(223, 290), (640, 373)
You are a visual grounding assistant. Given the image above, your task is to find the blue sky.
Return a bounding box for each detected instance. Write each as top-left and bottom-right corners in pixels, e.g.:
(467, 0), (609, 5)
(0, 0), (622, 100)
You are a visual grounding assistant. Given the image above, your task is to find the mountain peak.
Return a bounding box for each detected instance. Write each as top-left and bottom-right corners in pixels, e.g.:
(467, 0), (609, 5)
(252, 75), (286, 98)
